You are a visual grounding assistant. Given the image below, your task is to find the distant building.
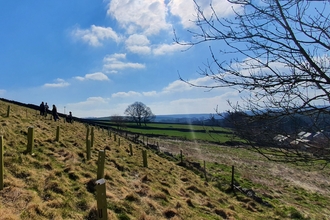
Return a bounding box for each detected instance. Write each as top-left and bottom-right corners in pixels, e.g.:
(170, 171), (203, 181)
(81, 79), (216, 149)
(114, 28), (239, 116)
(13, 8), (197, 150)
(297, 131), (313, 141)
(274, 130), (330, 153)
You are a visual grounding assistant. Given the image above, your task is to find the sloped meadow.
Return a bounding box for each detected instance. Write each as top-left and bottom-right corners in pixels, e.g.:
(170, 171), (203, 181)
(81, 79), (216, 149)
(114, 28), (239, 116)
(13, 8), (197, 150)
(0, 100), (329, 219)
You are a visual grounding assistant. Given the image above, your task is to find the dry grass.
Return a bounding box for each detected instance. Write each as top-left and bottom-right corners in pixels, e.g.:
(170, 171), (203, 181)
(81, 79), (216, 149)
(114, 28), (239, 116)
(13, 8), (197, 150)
(0, 100), (330, 219)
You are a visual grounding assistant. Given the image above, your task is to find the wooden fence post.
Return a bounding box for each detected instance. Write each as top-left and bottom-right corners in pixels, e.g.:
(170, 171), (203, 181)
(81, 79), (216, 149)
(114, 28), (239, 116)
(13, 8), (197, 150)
(0, 136), (4, 190)
(180, 150), (183, 163)
(86, 140), (91, 161)
(204, 160), (208, 182)
(231, 165), (235, 192)
(90, 127), (94, 149)
(142, 150), (148, 168)
(27, 127), (34, 154)
(118, 138), (120, 146)
(56, 126), (60, 142)
(97, 150), (105, 179)
(95, 178), (108, 220)
(6, 105), (10, 117)
(129, 144), (133, 156)
(86, 126), (90, 144)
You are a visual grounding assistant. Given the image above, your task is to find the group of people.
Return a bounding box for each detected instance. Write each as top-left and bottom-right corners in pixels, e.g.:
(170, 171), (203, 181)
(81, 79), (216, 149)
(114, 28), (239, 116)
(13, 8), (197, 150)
(39, 102), (73, 123)
(39, 102), (49, 117)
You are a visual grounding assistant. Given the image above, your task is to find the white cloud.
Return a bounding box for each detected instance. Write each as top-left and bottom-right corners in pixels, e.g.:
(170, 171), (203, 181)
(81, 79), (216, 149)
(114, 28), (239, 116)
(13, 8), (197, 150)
(159, 76), (221, 95)
(112, 91), (142, 98)
(125, 34), (151, 54)
(105, 53), (126, 61)
(149, 95), (234, 115)
(71, 97), (108, 106)
(75, 76), (85, 81)
(143, 91), (158, 97)
(72, 25), (123, 46)
(153, 43), (189, 55)
(66, 97), (111, 117)
(0, 89), (6, 95)
(107, 70), (119, 74)
(43, 79), (70, 88)
(103, 53), (145, 70)
(188, 76), (217, 87)
(162, 80), (191, 93)
(75, 72), (109, 81)
(107, 0), (171, 36)
(168, 0), (239, 29)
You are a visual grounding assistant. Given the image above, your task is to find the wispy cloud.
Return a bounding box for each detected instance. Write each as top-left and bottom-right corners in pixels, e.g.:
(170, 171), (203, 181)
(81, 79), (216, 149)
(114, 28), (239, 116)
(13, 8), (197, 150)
(72, 25), (123, 46)
(103, 53), (145, 71)
(161, 80), (191, 93)
(43, 79), (70, 88)
(75, 72), (109, 81)
(153, 43), (189, 55)
(142, 91), (158, 97)
(70, 96), (108, 106)
(0, 89), (6, 95)
(112, 91), (142, 98)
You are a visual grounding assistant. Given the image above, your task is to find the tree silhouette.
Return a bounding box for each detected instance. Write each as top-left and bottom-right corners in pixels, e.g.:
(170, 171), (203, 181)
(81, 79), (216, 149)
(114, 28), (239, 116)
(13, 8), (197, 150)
(176, 0), (330, 165)
(124, 102), (155, 126)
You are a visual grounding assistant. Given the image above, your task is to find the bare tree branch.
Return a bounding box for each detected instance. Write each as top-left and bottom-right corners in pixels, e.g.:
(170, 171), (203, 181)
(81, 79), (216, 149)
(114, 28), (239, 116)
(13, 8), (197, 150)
(176, 0), (330, 165)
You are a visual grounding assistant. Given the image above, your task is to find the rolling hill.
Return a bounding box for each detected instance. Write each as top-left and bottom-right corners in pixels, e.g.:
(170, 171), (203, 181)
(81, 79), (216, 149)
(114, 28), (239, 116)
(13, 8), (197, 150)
(0, 99), (329, 219)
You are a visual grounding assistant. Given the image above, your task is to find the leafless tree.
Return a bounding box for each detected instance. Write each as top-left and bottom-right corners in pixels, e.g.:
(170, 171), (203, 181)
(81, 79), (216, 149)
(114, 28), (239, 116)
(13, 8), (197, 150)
(110, 114), (126, 130)
(176, 0), (330, 165)
(124, 102), (155, 126)
(142, 107), (156, 126)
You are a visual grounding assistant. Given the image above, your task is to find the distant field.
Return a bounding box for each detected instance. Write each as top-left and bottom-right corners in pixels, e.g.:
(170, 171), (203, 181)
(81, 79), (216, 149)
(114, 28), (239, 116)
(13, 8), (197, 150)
(90, 120), (239, 143)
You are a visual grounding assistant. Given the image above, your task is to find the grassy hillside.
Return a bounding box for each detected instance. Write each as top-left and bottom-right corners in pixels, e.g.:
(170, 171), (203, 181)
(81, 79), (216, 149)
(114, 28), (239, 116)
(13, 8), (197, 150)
(0, 100), (329, 219)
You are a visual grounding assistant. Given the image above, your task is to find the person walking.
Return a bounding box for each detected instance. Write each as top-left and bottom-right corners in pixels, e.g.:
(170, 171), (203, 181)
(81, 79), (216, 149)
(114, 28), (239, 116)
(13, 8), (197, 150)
(52, 104), (59, 121)
(44, 102), (49, 117)
(39, 102), (45, 116)
(66, 111), (73, 123)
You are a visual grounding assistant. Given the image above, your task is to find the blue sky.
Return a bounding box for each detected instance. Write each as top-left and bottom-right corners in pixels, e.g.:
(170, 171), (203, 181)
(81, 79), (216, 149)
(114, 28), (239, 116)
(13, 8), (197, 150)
(0, 0), (242, 117)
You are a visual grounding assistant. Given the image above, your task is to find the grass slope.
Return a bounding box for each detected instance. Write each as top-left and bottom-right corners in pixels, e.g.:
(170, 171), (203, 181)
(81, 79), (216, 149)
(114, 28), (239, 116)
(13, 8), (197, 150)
(0, 100), (329, 219)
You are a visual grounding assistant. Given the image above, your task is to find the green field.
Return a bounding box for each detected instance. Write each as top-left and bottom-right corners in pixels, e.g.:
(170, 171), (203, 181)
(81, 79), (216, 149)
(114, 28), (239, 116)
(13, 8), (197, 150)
(91, 120), (240, 143)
